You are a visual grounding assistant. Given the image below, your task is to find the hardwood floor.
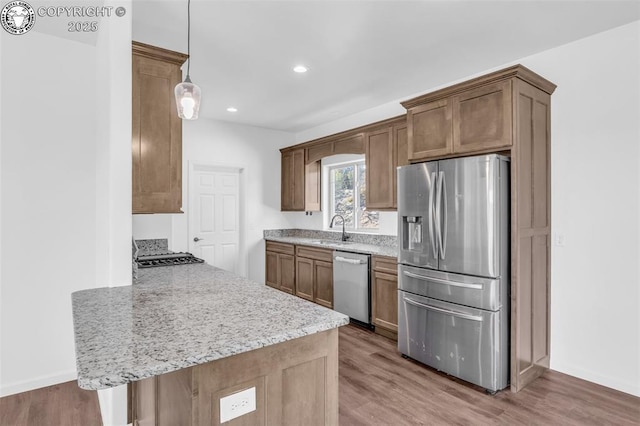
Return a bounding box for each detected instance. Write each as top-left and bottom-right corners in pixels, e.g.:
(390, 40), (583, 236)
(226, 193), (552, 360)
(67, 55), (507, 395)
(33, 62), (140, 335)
(0, 380), (102, 426)
(1, 325), (638, 425)
(340, 324), (640, 426)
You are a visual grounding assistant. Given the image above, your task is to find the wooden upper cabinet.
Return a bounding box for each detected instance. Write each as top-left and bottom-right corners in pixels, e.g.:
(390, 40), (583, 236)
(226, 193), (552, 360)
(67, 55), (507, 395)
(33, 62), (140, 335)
(306, 142), (334, 164)
(305, 161), (321, 212)
(365, 127), (395, 210)
(132, 42), (188, 214)
(407, 99), (453, 161)
(394, 122), (409, 168)
(281, 149), (307, 211)
(453, 80), (512, 153)
(333, 133), (365, 156)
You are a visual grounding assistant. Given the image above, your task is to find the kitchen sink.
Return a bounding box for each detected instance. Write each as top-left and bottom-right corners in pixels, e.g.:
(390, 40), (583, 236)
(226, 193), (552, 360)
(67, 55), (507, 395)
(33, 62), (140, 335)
(310, 240), (352, 246)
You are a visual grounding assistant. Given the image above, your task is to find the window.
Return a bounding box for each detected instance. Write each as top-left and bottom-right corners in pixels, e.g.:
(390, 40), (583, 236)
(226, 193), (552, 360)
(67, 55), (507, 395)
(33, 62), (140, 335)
(328, 160), (379, 230)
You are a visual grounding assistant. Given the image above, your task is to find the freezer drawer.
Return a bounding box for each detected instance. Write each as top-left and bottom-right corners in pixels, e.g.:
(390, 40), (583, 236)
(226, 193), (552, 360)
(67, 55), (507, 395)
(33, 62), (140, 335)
(398, 264), (504, 311)
(398, 290), (509, 391)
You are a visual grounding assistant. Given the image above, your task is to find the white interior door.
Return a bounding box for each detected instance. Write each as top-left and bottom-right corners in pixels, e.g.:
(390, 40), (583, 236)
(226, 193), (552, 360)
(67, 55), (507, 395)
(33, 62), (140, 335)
(189, 166), (240, 273)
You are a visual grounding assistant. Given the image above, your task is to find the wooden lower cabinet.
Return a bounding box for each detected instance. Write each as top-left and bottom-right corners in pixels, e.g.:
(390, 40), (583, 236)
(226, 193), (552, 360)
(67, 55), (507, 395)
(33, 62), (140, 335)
(265, 242), (295, 294)
(131, 329), (339, 426)
(296, 246), (334, 309)
(295, 257), (314, 301)
(371, 256), (398, 339)
(314, 260), (333, 309)
(266, 243), (334, 309)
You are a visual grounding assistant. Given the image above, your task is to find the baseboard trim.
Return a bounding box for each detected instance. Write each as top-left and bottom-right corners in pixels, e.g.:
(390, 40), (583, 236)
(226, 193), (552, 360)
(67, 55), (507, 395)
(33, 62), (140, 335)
(550, 363), (640, 397)
(0, 370), (77, 397)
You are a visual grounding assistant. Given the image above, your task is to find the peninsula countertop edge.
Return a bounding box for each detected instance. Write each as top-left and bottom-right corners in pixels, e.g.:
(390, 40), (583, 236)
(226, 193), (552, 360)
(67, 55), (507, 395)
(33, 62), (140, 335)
(71, 263), (349, 391)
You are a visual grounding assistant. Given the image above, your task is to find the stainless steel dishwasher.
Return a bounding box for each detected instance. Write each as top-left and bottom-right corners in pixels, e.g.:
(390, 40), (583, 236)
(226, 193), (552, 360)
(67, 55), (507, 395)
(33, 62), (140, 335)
(332, 251), (371, 325)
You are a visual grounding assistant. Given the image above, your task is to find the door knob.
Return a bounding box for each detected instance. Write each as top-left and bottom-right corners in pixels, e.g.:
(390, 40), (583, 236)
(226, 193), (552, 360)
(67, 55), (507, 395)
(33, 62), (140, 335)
(194, 237), (203, 242)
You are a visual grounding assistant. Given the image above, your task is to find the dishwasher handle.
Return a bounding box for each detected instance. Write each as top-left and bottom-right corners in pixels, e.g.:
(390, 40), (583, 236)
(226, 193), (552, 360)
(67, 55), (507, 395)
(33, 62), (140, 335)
(334, 256), (367, 265)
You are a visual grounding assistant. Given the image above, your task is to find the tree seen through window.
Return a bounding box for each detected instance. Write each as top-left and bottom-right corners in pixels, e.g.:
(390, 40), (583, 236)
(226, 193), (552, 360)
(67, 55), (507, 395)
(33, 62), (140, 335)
(330, 161), (379, 230)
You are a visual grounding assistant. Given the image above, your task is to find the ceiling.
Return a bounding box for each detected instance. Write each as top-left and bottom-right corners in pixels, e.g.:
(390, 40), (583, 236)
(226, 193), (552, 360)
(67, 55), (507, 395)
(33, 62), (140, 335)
(132, 1), (640, 133)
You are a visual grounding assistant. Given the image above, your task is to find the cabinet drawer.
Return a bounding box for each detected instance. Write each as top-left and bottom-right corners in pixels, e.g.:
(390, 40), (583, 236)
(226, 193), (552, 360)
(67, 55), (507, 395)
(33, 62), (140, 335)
(296, 245), (333, 262)
(266, 241), (295, 255)
(372, 256), (397, 274)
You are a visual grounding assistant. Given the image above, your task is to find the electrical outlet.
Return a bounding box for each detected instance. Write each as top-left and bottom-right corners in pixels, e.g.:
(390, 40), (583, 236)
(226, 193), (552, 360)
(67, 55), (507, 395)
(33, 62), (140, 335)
(220, 387), (256, 423)
(554, 233), (566, 247)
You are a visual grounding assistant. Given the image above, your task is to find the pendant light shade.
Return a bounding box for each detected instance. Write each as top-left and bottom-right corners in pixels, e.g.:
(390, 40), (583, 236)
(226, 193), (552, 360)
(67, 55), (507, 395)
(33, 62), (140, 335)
(175, 76), (201, 120)
(175, 0), (201, 120)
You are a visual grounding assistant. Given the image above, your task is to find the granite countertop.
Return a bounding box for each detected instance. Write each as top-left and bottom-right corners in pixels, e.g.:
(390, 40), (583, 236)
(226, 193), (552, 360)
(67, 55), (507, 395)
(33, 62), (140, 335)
(263, 229), (398, 258)
(264, 236), (398, 258)
(72, 264), (349, 390)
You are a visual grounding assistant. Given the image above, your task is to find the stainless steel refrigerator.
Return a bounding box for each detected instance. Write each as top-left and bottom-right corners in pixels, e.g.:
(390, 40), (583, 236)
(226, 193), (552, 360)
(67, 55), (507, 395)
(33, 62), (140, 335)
(397, 154), (510, 392)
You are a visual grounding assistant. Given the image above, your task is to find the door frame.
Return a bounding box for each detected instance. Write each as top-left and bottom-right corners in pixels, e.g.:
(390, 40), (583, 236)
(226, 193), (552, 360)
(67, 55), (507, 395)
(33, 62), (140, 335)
(188, 161), (247, 277)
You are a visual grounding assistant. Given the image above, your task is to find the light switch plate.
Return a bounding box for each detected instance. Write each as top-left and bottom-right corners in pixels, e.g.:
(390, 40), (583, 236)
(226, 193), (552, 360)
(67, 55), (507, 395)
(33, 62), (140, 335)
(220, 387), (256, 423)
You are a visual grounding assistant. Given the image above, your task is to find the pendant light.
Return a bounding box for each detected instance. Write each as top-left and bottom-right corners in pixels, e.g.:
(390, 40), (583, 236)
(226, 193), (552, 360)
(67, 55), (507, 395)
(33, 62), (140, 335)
(175, 0), (201, 120)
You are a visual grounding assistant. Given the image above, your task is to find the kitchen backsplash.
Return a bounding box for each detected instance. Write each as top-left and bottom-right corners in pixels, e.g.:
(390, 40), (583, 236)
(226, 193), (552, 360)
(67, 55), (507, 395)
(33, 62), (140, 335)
(264, 229), (397, 248)
(135, 238), (169, 254)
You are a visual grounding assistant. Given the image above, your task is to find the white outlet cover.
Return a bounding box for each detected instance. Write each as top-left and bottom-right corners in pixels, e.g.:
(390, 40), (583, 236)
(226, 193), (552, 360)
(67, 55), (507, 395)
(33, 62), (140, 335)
(220, 387), (256, 423)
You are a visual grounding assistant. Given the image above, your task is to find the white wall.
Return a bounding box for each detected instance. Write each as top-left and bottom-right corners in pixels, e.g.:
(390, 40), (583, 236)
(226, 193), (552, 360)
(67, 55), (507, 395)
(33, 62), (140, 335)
(133, 119), (295, 283)
(290, 21), (640, 396)
(0, 32), (98, 396)
(524, 21), (639, 397)
(0, 10), (131, 398)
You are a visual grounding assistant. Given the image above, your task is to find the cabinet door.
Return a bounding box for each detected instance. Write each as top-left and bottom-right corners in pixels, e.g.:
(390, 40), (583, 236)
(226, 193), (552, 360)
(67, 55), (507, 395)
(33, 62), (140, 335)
(281, 149), (306, 211)
(132, 52), (185, 214)
(305, 161), (321, 212)
(314, 260), (333, 309)
(295, 257), (314, 301)
(365, 127), (395, 210)
(279, 254), (296, 294)
(452, 80), (512, 153)
(372, 271), (398, 333)
(393, 123), (408, 210)
(281, 151), (294, 210)
(265, 251), (279, 289)
(407, 99), (452, 161)
(394, 123), (409, 168)
(511, 80), (551, 392)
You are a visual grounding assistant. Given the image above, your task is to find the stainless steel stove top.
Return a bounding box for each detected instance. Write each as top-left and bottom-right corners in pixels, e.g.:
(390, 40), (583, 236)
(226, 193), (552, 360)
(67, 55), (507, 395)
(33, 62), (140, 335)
(136, 252), (205, 268)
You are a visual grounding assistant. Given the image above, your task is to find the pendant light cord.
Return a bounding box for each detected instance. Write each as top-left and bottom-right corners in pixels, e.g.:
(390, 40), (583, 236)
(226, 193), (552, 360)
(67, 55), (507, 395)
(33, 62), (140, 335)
(186, 0), (191, 78)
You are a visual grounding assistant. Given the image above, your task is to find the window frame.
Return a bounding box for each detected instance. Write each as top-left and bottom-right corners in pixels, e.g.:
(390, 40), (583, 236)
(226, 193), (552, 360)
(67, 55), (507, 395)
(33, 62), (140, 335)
(326, 159), (378, 231)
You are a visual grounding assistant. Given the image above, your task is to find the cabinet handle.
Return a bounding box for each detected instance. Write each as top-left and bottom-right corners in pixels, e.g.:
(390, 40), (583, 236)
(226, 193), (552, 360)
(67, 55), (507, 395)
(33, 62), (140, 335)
(334, 256), (366, 265)
(193, 237), (204, 242)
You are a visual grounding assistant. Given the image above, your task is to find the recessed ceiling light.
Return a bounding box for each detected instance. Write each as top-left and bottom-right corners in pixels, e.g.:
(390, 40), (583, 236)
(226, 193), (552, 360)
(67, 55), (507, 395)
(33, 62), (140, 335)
(293, 65), (308, 73)
(226, 107), (238, 112)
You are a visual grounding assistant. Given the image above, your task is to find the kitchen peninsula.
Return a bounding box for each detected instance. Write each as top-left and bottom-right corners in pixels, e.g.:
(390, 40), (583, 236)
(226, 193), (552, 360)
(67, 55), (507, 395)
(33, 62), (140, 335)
(72, 263), (348, 425)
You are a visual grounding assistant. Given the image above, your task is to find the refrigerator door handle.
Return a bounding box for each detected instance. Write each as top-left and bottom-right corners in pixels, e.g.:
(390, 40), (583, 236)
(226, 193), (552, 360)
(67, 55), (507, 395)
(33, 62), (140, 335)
(403, 270), (484, 290)
(440, 171), (448, 259)
(435, 171), (445, 259)
(428, 172), (437, 258)
(403, 296), (484, 322)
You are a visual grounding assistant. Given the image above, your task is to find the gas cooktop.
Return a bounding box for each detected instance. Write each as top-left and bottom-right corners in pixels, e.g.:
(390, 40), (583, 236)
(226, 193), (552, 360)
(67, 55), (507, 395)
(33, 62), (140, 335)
(136, 252), (205, 268)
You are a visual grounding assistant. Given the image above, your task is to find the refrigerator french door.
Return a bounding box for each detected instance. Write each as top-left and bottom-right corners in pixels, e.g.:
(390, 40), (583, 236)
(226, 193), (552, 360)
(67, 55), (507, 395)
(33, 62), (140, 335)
(397, 154), (510, 392)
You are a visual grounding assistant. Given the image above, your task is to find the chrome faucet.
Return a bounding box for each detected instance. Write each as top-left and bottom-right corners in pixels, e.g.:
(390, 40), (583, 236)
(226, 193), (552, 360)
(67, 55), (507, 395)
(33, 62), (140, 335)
(329, 214), (349, 241)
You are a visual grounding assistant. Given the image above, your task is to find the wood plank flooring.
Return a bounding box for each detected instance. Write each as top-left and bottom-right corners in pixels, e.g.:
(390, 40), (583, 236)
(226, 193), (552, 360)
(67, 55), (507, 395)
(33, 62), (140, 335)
(0, 380), (102, 426)
(340, 324), (640, 426)
(1, 325), (638, 425)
